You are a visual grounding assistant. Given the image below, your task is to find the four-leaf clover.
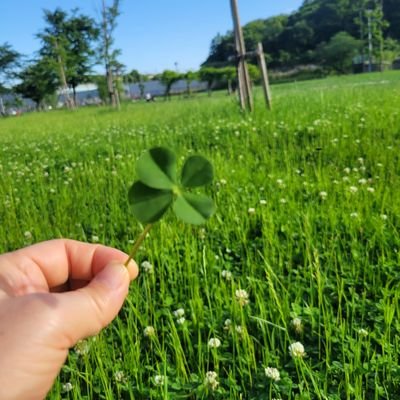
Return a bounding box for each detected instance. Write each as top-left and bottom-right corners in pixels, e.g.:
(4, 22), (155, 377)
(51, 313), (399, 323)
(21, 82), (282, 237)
(128, 147), (215, 225)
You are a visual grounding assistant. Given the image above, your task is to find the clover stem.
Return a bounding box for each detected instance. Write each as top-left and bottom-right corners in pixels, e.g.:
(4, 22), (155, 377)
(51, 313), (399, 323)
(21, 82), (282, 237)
(124, 223), (153, 267)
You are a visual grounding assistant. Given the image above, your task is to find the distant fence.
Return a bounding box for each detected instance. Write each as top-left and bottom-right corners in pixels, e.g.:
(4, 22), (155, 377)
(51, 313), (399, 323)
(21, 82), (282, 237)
(124, 79), (208, 98)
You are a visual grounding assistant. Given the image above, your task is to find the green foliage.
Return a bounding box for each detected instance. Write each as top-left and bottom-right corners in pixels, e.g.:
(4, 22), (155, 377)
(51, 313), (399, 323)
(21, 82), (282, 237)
(37, 8), (99, 95)
(204, 0), (400, 70)
(318, 31), (362, 73)
(159, 70), (182, 99)
(129, 147), (214, 225)
(14, 58), (58, 108)
(2, 72), (400, 399)
(0, 42), (20, 87)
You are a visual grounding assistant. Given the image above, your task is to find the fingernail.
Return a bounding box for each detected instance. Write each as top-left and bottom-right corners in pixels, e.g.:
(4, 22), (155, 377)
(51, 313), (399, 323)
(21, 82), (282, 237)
(97, 262), (128, 290)
(126, 260), (139, 280)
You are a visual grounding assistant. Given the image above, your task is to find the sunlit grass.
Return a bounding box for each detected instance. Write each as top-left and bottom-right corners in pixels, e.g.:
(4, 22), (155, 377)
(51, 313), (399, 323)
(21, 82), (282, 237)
(1, 71), (400, 399)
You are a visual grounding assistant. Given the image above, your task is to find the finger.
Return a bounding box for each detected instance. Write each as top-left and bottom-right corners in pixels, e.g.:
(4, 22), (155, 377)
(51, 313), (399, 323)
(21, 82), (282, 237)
(54, 261), (130, 345)
(0, 239), (138, 295)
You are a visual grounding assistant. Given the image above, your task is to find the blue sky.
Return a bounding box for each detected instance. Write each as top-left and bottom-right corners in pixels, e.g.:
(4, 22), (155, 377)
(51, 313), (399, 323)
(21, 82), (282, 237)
(0, 0), (303, 74)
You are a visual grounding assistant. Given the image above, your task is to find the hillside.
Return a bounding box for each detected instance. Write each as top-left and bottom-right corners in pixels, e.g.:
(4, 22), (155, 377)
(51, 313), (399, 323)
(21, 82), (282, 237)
(204, 0), (400, 71)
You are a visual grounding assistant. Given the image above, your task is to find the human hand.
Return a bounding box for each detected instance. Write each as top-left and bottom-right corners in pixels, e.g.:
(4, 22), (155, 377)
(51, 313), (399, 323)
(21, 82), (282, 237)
(0, 239), (138, 400)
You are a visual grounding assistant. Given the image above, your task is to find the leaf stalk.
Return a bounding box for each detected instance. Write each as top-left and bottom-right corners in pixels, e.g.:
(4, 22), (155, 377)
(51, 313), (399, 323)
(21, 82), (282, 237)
(124, 223), (153, 267)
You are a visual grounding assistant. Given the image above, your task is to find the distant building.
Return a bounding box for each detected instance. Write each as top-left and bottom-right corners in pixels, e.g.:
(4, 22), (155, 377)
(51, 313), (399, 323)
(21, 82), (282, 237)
(353, 55), (392, 73)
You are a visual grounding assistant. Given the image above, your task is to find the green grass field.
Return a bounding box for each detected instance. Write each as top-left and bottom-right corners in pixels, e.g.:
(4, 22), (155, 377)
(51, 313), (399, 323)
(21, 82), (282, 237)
(1, 71), (400, 399)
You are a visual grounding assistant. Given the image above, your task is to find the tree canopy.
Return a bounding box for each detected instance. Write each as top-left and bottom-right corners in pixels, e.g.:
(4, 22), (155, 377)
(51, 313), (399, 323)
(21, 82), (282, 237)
(204, 0), (399, 71)
(0, 43), (20, 92)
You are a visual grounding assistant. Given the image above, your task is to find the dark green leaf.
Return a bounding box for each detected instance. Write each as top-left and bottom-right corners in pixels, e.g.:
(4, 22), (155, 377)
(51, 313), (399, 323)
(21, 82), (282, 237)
(136, 147), (177, 189)
(173, 192), (214, 225)
(181, 155), (213, 188)
(128, 181), (173, 223)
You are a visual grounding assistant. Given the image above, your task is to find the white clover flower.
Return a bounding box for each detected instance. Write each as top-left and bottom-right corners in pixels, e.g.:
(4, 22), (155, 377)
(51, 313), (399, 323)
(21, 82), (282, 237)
(154, 375), (165, 386)
(141, 261), (154, 273)
(265, 367), (281, 382)
(144, 326), (155, 337)
(289, 341), (305, 358)
(220, 179), (227, 185)
(358, 328), (369, 337)
(319, 191), (327, 200)
(342, 176), (350, 182)
(367, 187), (375, 193)
(344, 167), (351, 174)
(224, 319), (232, 330)
(291, 317), (303, 334)
(248, 207), (256, 214)
(380, 214), (388, 220)
(204, 371), (219, 390)
(276, 179), (284, 186)
(74, 339), (90, 355)
(358, 157), (364, 164)
(350, 212), (359, 218)
(62, 382), (73, 393)
(114, 370), (126, 383)
(208, 338), (221, 348)
(259, 199), (267, 205)
(24, 231), (32, 240)
(173, 308), (185, 318)
(221, 270), (232, 281)
(279, 198), (287, 204)
(91, 235), (99, 243)
(349, 186), (358, 193)
(176, 317), (186, 325)
(235, 289), (249, 306)
(358, 178), (367, 185)
(235, 325), (243, 335)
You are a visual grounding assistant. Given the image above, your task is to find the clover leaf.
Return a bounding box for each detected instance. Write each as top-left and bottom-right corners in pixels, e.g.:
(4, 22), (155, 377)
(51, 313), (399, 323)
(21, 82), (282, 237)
(124, 147), (215, 265)
(129, 147), (214, 225)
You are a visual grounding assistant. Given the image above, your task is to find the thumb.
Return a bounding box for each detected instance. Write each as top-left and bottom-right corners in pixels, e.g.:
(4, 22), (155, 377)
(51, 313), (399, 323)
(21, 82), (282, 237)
(54, 262), (131, 347)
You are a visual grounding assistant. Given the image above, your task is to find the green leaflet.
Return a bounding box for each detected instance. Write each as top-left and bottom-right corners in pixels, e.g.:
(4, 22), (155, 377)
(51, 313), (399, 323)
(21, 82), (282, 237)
(181, 155), (213, 188)
(173, 192), (215, 225)
(136, 147), (177, 189)
(129, 181), (173, 223)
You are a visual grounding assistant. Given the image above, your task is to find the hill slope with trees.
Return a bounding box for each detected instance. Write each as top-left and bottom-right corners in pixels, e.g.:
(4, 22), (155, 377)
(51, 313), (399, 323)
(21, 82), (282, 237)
(204, 0), (400, 73)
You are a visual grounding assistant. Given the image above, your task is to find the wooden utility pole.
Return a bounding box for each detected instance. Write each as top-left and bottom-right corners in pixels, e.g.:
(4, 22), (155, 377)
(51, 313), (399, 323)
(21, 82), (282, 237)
(230, 0), (253, 112)
(256, 42), (272, 110)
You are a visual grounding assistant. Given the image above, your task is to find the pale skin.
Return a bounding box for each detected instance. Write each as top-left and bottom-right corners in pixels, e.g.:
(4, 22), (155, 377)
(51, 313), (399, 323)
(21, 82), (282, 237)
(0, 239), (138, 400)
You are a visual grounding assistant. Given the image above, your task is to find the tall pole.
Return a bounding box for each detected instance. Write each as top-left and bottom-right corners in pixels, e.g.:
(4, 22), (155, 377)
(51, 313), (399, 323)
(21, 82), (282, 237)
(230, 0), (253, 112)
(256, 42), (272, 110)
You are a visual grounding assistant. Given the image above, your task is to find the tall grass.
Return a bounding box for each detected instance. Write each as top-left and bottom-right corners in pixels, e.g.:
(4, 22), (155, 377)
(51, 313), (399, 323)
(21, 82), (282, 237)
(1, 71), (400, 399)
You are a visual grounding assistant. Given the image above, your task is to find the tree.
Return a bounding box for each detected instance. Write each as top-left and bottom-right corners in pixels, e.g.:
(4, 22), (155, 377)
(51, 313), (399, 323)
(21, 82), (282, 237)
(219, 67), (236, 95)
(63, 10), (99, 104)
(184, 70), (197, 96)
(199, 67), (220, 96)
(99, 0), (122, 108)
(0, 43), (20, 91)
(318, 31), (362, 73)
(15, 58), (58, 109)
(159, 70), (181, 100)
(37, 8), (99, 107)
(0, 43), (20, 115)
